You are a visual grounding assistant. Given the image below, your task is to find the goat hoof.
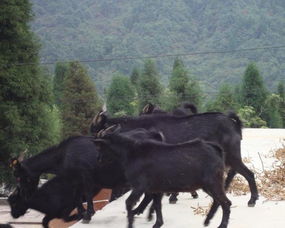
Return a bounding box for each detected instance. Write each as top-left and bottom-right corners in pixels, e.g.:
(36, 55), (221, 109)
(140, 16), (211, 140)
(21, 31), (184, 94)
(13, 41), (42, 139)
(132, 209), (142, 216)
(82, 219), (91, 224)
(147, 214), (153, 221)
(192, 193), (199, 199)
(82, 212), (92, 224)
(247, 202), (255, 207)
(169, 200), (177, 204)
(204, 220), (210, 227)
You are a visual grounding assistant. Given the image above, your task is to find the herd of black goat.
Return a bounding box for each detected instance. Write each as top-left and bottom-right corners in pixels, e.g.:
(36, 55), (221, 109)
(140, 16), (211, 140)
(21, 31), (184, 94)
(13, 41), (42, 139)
(6, 103), (259, 228)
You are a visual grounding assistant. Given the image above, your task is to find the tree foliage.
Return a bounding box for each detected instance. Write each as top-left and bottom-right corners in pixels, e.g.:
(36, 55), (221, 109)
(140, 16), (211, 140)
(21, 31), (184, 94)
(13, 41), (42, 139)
(53, 62), (69, 106)
(107, 74), (135, 116)
(241, 63), (267, 115)
(238, 106), (267, 128)
(263, 94), (283, 128)
(0, 0), (59, 184)
(61, 62), (101, 137)
(137, 60), (162, 111)
(206, 84), (238, 112)
(31, 0), (285, 93)
(169, 58), (189, 97)
(277, 81), (285, 127)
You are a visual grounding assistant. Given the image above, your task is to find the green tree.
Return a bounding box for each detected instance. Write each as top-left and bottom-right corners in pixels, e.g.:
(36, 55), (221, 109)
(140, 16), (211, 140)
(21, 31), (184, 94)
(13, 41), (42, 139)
(61, 62), (101, 137)
(263, 94), (282, 128)
(137, 59), (162, 111)
(184, 78), (204, 109)
(241, 63), (267, 115)
(277, 81), (285, 127)
(169, 58), (203, 109)
(238, 106), (267, 128)
(53, 62), (69, 106)
(130, 67), (140, 88)
(0, 0), (59, 184)
(169, 58), (189, 98)
(107, 74), (135, 116)
(206, 84), (238, 112)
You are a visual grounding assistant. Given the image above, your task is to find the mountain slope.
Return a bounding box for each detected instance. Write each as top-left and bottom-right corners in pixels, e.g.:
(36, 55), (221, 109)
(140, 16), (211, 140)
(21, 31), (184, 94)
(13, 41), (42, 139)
(31, 0), (285, 95)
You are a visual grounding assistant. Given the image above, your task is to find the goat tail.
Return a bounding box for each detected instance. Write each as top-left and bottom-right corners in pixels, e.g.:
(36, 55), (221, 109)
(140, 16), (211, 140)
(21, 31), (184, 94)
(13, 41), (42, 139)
(183, 103), (198, 114)
(227, 112), (243, 138)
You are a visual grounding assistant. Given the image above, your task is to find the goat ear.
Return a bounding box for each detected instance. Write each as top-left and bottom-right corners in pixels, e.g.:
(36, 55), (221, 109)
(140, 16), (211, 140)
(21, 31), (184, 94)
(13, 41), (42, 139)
(10, 158), (20, 169)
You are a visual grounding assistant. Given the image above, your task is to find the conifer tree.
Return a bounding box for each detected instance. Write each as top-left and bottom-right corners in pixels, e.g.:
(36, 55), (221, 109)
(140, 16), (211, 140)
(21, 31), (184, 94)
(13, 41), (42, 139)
(169, 58), (189, 98)
(184, 78), (204, 109)
(263, 94), (282, 128)
(61, 62), (101, 137)
(277, 81), (285, 127)
(0, 0), (59, 183)
(206, 84), (238, 112)
(53, 62), (69, 106)
(241, 63), (267, 115)
(130, 67), (140, 88)
(107, 74), (135, 116)
(137, 59), (162, 111)
(169, 58), (203, 109)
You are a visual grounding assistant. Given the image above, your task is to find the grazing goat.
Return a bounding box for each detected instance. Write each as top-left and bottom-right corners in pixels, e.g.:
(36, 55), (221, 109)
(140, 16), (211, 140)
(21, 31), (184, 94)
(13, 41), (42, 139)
(90, 110), (258, 207)
(10, 132), (163, 222)
(10, 136), (126, 222)
(94, 125), (231, 228)
(8, 171), (84, 228)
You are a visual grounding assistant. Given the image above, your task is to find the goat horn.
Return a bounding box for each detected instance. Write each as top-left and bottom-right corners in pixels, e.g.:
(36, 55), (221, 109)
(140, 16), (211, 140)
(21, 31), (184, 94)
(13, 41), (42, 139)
(142, 104), (150, 114)
(103, 125), (118, 136)
(18, 149), (28, 162)
(97, 129), (104, 138)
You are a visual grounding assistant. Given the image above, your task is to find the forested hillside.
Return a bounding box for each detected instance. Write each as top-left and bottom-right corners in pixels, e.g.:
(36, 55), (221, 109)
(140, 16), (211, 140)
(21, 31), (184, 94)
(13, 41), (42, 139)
(31, 0), (285, 95)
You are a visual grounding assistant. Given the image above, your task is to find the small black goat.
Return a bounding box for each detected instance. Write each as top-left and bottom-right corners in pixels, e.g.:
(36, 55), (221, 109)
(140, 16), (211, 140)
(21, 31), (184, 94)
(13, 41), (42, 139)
(8, 171), (84, 228)
(94, 125), (231, 228)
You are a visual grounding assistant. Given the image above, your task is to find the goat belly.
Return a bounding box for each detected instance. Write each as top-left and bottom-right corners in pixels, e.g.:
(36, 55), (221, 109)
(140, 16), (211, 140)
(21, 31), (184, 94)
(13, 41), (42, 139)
(127, 167), (203, 193)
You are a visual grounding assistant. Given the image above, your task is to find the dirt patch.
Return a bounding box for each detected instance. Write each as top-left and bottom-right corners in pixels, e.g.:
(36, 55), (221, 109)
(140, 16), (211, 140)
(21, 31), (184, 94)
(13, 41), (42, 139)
(228, 142), (285, 200)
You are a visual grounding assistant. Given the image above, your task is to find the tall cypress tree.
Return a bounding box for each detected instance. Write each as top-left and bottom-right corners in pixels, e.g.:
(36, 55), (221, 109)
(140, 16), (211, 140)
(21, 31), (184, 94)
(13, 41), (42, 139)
(53, 62), (69, 106)
(277, 81), (285, 127)
(61, 61), (101, 137)
(0, 0), (59, 183)
(107, 74), (135, 116)
(130, 67), (140, 88)
(263, 94), (282, 128)
(169, 58), (189, 99)
(206, 84), (238, 112)
(137, 59), (162, 111)
(241, 63), (267, 115)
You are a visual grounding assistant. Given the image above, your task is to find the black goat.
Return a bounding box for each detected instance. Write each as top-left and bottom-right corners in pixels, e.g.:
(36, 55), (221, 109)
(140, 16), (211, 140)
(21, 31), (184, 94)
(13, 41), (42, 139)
(90, 111), (258, 207)
(141, 103), (199, 202)
(8, 171), (83, 228)
(10, 133), (163, 223)
(94, 125), (231, 228)
(10, 136), (126, 222)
